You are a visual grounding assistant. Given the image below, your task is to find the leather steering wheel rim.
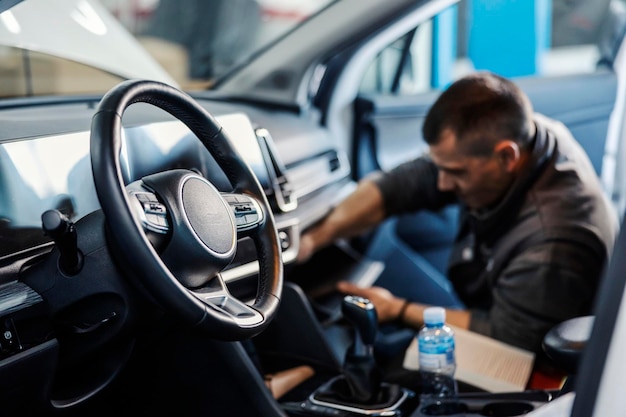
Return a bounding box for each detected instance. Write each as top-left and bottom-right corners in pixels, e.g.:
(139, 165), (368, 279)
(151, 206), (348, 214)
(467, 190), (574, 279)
(90, 79), (282, 340)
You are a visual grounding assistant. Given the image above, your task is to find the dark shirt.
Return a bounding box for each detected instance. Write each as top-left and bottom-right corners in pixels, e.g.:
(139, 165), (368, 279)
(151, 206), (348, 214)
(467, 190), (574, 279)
(370, 114), (618, 352)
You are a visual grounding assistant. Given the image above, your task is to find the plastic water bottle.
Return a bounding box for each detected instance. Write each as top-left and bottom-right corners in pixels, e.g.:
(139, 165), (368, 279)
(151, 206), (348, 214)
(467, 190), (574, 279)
(418, 306), (457, 398)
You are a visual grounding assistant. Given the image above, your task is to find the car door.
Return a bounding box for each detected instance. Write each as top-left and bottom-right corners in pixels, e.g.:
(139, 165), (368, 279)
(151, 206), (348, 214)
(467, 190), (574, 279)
(351, 0), (626, 277)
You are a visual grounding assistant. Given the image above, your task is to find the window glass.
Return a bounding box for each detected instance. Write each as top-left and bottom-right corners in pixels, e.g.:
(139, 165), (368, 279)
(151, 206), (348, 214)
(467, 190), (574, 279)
(102, 0), (336, 90)
(359, 0), (625, 95)
(360, 36), (409, 94)
(0, 46), (123, 98)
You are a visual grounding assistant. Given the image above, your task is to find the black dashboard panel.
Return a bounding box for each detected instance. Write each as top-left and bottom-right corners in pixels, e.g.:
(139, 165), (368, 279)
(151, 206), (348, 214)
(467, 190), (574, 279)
(0, 93), (356, 412)
(0, 97), (353, 281)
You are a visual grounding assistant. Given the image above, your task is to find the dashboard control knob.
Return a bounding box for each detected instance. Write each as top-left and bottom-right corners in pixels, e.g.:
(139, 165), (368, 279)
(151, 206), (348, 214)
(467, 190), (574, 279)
(41, 209), (83, 275)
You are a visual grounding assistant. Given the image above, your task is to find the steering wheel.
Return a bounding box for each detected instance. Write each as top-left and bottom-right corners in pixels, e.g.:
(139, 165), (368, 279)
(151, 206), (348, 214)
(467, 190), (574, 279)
(90, 80), (282, 340)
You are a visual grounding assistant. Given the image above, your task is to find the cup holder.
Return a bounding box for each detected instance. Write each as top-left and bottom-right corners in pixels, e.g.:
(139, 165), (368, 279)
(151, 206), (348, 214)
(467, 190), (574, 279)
(480, 401), (534, 416)
(419, 399), (535, 416)
(421, 401), (469, 415)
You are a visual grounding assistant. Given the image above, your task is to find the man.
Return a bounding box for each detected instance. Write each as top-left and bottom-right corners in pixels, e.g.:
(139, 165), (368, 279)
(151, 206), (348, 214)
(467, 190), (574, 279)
(298, 72), (618, 353)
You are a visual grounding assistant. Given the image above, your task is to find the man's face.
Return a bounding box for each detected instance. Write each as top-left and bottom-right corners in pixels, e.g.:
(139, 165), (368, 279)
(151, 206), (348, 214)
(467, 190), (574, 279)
(428, 129), (514, 210)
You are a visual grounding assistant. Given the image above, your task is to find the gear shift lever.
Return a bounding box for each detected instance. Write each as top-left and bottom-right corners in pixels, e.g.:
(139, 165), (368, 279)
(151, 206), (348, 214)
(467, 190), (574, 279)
(339, 295), (382, 403)
(342, 295), (378, 355)
(312, 295), (406, 411)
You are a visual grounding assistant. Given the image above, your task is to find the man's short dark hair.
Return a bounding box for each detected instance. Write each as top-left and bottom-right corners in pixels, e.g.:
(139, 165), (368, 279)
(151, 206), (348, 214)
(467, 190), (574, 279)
(422, 72), (535, 156)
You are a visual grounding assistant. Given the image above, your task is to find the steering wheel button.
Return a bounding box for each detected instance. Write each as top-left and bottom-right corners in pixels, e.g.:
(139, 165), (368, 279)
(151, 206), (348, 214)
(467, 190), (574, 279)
(245, 214), (258, 223)
(145, 213), (160, 225)
(234, 204), (252, 214)
(155, 215), (168, 227)
(143, 202), (166, 214)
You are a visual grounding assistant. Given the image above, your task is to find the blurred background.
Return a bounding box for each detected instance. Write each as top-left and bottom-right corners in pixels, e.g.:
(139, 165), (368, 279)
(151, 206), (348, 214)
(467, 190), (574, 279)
(99, 0), (626, 90)
(1, 0), (624, 96)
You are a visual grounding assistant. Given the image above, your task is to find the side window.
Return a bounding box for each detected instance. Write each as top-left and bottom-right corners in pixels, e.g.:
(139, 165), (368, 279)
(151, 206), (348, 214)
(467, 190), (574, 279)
(360, 22), (433, 95)
(359, 0), (626, 96)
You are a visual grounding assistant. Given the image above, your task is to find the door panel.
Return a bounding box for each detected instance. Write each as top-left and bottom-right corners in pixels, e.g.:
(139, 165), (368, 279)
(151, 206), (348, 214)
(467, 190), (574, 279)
(354, 93), (437, 177)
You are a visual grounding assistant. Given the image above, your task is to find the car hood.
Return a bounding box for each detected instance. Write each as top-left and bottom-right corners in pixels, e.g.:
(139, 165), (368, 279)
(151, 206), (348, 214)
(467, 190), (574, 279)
(0, 0), (176, 85)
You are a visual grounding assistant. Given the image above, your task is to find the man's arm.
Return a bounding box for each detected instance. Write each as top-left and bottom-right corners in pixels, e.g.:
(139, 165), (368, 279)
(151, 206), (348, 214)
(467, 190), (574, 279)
(297, 157), (452, 263)
(336, 282), (471, 329)
(337, 239), (606, 353)
(297, 179), (387, 262)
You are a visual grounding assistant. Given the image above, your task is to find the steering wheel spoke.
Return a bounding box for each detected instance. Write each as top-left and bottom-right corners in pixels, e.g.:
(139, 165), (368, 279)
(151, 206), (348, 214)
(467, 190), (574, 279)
(192, 274), (264, 327)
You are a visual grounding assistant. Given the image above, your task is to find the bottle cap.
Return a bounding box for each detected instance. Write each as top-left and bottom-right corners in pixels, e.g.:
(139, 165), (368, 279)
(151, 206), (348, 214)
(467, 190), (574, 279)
(423, 306), (446, 325)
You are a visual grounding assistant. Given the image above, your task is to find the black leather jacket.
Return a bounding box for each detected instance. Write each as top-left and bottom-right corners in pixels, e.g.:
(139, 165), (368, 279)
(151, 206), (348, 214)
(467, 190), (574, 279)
(372, 114), (619, 352)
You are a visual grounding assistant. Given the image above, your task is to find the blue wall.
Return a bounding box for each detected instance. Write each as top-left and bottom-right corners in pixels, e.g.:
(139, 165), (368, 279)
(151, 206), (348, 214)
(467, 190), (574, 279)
(432, 0), (552, 86)
(468, 0), (551, 77)
(432, 5), (458, 88)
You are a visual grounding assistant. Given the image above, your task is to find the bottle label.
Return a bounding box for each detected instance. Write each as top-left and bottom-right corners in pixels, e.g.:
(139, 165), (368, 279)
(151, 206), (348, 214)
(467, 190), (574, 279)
(418, 338), (455, 371)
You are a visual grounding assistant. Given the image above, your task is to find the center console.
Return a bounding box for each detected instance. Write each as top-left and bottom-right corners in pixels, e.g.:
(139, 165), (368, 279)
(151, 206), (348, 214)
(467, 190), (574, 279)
(254, 243), (574, 417)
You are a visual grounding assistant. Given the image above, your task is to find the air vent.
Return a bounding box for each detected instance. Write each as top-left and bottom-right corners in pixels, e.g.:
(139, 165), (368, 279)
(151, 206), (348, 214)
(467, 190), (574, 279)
(255, 128), (297, 213)
(328, 152), (341, 172)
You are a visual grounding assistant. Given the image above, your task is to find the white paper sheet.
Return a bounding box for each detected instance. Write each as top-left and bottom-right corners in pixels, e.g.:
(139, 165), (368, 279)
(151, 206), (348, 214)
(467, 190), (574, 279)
(403, 326), (535, 392)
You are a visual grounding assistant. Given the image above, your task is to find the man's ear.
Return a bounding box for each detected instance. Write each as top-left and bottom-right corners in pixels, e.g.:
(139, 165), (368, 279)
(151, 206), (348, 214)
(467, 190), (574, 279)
(494, 140), (520, 172)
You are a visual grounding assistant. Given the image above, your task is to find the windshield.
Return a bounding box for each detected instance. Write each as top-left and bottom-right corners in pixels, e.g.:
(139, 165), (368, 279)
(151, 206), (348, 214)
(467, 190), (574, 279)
(0, 0), (334, 98)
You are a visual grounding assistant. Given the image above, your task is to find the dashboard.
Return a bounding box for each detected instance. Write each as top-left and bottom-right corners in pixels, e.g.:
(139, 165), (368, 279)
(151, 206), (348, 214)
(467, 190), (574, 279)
(0, 95), (353, 292)
(0, 89), (358, 410)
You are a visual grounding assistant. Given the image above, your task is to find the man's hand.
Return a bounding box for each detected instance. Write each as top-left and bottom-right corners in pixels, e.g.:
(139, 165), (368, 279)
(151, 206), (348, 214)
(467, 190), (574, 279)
(337, 282), (471, 330)
(336, 281), (405, 322)
(296, 232), (316, 264)
(295, 179), (387, 264)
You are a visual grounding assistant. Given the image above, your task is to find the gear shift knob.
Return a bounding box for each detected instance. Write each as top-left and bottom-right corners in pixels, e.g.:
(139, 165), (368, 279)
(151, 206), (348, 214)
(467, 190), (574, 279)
(342, 295), (378, 355)
(313, 296), (400, 407)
